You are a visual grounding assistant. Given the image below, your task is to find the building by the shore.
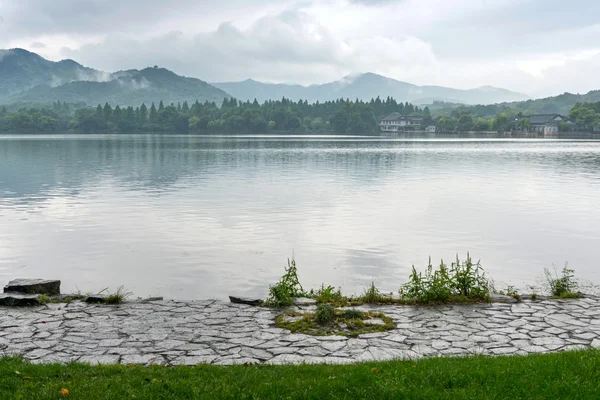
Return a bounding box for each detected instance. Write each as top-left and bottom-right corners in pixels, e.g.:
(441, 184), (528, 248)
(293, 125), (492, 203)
(379, 113), (432, 133)
(516, 114), (574, 133)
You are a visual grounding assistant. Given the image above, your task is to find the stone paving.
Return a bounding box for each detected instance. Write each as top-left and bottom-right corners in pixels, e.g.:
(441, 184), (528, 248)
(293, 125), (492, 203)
(2, 297), (600, 366)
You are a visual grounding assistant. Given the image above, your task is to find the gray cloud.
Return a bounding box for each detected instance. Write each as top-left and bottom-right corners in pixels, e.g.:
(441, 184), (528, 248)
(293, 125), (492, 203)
(0, 0), (282, 39)
(62, 8), (436, 85)
(348, 0), (402, 4)
(0, 0), (194, 36)
(1, 0), (600, 95)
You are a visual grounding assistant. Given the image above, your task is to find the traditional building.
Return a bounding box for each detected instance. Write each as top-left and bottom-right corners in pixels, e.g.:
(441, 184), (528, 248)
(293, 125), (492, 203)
(379, 113), (424, 133)
(517, 114), (572, 133)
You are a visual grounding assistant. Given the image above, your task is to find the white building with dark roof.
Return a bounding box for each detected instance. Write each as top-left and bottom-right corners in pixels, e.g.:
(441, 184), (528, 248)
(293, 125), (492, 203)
(517, 114), (572, 133)
(379, 113), (424, 133)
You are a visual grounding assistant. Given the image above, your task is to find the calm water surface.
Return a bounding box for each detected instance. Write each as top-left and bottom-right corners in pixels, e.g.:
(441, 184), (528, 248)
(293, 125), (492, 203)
(1, 134), (600, 299)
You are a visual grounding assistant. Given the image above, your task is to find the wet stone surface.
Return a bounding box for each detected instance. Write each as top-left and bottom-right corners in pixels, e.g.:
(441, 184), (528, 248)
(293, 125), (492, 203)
(1, 297), (600, 365)
(4, 279), (61, 296)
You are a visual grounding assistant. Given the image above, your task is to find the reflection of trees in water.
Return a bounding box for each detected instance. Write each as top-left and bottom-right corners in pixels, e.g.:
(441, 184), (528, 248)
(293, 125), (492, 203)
(1, 136), (600, 205)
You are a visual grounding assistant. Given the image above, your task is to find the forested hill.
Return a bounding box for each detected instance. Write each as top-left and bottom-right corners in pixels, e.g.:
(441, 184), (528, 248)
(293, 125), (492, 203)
(0, 48), (106, 97)
(6, 67), (230, 106)
(0, 49), (229, 106)
(430, 90), (600, 117)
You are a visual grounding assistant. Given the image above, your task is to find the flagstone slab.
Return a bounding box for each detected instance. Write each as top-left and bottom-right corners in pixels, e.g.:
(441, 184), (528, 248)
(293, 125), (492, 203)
(0, 297), (599, 365)
(4, 279), (61, 296)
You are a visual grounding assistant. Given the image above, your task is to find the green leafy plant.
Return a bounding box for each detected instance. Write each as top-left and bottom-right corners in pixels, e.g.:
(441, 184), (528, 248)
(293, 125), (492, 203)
(37, 294), (52, 305)
(315, 303), (335, 325)
(307, 284), (343, 304)
(360, 281), (389, 304)
(265, 256), (306, 307)
(451, 254), (488, 297)
(544, 264), (580, 298)
(399, 253), (489, 304)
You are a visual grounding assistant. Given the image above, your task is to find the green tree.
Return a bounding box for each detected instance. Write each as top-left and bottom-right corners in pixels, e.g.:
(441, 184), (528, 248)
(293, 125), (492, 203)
(457, 115), (474, 132)
(437, 116), (458, 132)
(149, 103), (158, 124)
(103, 103), (112, 122)
(516, 118), (531, 132)
(112, 105), (123, 125)
(139, 103), (148, 125)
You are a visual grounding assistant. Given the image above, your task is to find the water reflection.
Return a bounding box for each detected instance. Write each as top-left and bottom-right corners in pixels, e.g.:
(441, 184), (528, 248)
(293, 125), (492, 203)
(1, 134), (600, 299)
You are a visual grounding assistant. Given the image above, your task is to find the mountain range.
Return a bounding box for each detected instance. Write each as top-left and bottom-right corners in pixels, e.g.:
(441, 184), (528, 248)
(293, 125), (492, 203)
(0, 47), (569, 109)
(213, 73), (529, 105)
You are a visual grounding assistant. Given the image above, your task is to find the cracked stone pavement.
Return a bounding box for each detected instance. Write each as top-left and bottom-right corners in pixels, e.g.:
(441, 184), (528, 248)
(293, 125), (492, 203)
(2, 297), (600, 365)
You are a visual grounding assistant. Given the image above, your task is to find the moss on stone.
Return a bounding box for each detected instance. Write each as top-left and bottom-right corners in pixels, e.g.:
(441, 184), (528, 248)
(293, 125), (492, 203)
(275, 309), (395, 337)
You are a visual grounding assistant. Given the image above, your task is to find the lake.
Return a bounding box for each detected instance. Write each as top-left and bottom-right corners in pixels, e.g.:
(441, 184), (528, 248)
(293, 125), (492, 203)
(1, 134), (600, 299)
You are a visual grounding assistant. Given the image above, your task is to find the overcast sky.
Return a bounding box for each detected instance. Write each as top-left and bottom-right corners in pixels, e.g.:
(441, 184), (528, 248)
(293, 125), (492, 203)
(1, 0), (599, 97)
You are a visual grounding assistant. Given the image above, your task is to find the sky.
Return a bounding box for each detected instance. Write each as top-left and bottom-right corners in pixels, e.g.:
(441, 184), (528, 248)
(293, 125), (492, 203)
(0, 0), (599, 97)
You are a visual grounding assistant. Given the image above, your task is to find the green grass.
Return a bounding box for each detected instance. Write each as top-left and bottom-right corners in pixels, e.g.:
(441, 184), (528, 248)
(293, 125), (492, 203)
(1, 350), (600, 399)
(553, 292), (583, 299)
(37, 294), (73, 305)
(103, 286), (132, 305)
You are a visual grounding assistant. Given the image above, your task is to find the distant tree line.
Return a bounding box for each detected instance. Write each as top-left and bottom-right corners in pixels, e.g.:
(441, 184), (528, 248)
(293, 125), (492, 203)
(0, 97), (430, 134)
(1, 97), (598, 134)
(429, 90), (600, 118)
(0, 102), (71, 132)
(433, 101), (600, 133)
(569, 102), (600, 131)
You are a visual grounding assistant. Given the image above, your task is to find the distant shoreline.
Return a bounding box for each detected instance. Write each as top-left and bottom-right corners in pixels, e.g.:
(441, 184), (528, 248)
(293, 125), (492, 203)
(1, 131), (600, 139)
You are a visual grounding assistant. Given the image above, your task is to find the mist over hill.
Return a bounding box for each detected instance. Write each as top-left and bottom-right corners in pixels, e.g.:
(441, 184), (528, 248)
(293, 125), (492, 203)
(0, 49), (229, 106)
(213, 73), (530, 105)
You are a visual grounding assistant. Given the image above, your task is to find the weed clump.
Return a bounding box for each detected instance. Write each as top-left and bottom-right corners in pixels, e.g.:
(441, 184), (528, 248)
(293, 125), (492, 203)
(276, 309), (395, 337)
(315, 304), (335, 325)
(357, 282), (396, 304)
(500, 285), (522, 302)
(341, 309), (362, 319)
(265, 256), (306, 307)
(544, 264), (580, 298)
(104, 286), (132, 304)
(307, 284), (344, 304)
(399, 253), (489, 304)
(37, 294), (73, 305)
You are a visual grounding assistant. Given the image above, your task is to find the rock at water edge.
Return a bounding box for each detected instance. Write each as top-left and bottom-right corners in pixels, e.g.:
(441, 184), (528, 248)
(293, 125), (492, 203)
(4, 279), (61, 296)
(85, 294), (107, 304)
(292, 298), (317, 306)
(0, 293), (40, 306)
(490, 294), (518, 304)
(229, 296), (262, 306)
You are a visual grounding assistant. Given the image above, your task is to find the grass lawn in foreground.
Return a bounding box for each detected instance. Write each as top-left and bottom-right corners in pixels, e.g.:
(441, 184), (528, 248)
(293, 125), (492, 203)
(0, 350), (599, 399)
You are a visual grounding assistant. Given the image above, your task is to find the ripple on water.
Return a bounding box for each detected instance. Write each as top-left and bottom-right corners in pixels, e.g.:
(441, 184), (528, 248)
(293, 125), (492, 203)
(1, 135), (600, 299)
